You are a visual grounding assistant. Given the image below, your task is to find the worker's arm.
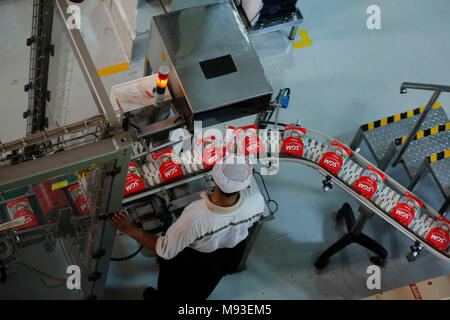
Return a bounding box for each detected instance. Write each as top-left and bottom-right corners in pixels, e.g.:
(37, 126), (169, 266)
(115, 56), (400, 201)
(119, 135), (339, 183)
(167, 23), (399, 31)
(110, 211), (159, 251)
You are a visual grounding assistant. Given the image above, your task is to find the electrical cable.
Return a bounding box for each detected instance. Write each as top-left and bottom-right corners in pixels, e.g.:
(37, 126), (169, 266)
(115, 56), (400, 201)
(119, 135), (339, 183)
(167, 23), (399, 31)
(110, 245), (144, 261)
(18, 261), (66, 289)
(158, 0), (168, 14)
(249, 8), (263, 25)
(253, 170), (279, 214)
(264, 88), (291, 125)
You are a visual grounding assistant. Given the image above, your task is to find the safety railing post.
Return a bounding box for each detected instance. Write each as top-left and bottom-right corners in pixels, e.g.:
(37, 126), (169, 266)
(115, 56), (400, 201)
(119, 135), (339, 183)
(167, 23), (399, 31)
(391, 82), (450, 167)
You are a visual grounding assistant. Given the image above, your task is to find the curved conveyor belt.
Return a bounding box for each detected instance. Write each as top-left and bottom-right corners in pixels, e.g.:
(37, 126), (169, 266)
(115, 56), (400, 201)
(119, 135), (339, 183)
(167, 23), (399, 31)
(123, 127), (450, 264)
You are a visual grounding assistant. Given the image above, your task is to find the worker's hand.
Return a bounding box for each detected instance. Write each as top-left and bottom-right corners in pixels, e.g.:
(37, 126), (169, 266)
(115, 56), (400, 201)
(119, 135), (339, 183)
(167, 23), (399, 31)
(110, 211), (138, 236)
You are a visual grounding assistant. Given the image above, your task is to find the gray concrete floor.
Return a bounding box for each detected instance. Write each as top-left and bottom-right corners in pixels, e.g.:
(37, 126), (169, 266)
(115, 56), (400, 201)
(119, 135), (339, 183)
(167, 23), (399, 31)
(0, 0), (449, 299)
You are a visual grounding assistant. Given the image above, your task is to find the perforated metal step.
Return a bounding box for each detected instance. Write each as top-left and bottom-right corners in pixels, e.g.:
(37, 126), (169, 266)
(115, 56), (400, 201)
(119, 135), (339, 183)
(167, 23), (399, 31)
(429, 157), (450, 198)
(360, 104), (448, 165)
(397, 129), (449, 179)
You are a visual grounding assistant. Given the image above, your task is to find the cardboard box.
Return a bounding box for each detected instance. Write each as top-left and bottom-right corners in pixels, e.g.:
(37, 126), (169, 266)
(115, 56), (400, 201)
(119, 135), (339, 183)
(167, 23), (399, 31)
(363, 274), (450, 300)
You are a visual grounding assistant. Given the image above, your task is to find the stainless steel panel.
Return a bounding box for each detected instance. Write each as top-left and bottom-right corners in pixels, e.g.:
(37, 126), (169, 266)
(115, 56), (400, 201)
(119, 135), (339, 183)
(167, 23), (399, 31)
(160, 0), (224, 12)
(147, 0), (273, 126)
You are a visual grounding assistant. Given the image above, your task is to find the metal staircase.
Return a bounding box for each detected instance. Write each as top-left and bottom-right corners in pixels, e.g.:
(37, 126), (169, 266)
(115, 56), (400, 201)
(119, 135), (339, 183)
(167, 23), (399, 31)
(350, 102), (447, 169)
(351, 82), (450, 216)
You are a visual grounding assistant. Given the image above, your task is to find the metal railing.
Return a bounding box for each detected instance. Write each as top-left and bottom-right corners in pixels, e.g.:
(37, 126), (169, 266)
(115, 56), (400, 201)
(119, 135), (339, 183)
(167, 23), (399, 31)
(391, 82), (450, 167)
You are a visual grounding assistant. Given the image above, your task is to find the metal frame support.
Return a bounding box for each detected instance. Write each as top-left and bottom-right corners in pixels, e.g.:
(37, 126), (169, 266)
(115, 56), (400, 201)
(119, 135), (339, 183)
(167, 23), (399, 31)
(391, 82), (450, 167)
(53, 0), (118, 126)
(407, 159), (429, 191)
(25, 0), (55, 135)
(349, 128), (364, 151)
(0, 134), (132, 299)
(408, 158), (449, 216)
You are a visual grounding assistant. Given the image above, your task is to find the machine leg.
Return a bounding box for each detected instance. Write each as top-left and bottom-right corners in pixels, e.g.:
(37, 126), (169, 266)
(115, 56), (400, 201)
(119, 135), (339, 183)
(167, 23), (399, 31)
(378, 144), (397, 171)
(349, 129), (363, 151)
(355, 233), (388, 266)
(336, 203), (356, 232)
(408, 162), (428, 190)
(235, 220), (263, 272)
(315, 234), (352, 269)
(439, 199), (449, 216)
(407, 240), (424, 262)
(316, 203), (388, 269)
(288, 25), (299, 40)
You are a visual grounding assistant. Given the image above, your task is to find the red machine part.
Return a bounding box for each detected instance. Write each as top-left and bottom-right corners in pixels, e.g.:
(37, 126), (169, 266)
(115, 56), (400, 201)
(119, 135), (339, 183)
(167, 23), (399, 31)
(34, 180), (71, 221)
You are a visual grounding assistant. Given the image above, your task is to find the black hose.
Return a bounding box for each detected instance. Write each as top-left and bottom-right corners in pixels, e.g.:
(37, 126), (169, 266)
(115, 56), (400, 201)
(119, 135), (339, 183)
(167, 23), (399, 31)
(158, 0), (168, 14)
(110, 245), (144, 261)
(253, 170), (279, 214)
(18, 261), (66, 289)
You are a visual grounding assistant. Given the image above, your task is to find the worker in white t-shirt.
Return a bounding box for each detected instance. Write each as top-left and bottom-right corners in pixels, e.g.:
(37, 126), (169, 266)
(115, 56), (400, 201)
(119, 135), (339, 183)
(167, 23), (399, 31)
(110, 154), (265, 300)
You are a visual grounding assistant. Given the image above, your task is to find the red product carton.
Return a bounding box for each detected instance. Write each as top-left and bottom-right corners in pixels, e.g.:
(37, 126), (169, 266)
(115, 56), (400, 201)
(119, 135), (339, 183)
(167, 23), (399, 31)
(281, 125), (306, 157)
(353, 165), (386, 200)
(124, 161), (146, 197)
(152, 148), (184, 183)
(195, 136), (225, 168)
(230, 125), (265, 155)
(390, 192), (423, 227)
(319, 140), (352, 175)
(425, 217), (450, 251)
(67, 183), (90, 215)
(6, 197), (39, 231)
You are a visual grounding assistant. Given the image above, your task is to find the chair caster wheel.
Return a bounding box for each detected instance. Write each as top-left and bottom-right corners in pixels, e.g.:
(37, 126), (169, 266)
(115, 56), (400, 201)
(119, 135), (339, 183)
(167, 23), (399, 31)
(335, 210), (345, 221)
(370, 256), (386, 267)
(314, 258), (329, 269)
(406, 253), (417, 262)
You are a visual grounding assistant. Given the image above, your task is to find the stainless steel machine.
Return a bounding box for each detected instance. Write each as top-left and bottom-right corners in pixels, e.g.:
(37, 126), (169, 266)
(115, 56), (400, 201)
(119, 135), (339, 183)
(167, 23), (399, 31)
(0, 0), (275, 299)
(144, 0), (273, 127)
(1, 0), (448, 301)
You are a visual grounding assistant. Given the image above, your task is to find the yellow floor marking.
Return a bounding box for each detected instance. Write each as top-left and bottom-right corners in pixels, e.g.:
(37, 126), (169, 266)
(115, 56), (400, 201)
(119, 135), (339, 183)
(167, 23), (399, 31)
(433, 101), (442, 109)
(430, 154), (437, 163)
(293, 29), (312, 49)
(407, 109), (414, 118)
(97, 62), (129, 77)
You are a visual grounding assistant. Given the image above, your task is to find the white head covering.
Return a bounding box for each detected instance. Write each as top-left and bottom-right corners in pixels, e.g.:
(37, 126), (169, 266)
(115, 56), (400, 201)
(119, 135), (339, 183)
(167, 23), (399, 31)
(211, 154), (253, 193)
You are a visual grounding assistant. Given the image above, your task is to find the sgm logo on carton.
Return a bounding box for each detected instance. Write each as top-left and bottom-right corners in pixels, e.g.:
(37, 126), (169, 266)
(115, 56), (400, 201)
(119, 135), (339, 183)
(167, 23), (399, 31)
(357, 182), (373, 192)
(430, 234), (446, 243)
(323, 159), (339, 167)
(395, 209), (411, 220)
(206, 154), (220, 164)
(125, 180), (140, 192)
(165, 167), (179, 177)
(286, 145), (300, 151)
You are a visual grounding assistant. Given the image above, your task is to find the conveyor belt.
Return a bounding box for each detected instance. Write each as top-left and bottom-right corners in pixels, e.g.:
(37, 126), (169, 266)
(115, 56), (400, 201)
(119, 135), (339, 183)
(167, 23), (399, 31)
(123, 127), (450, 263)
